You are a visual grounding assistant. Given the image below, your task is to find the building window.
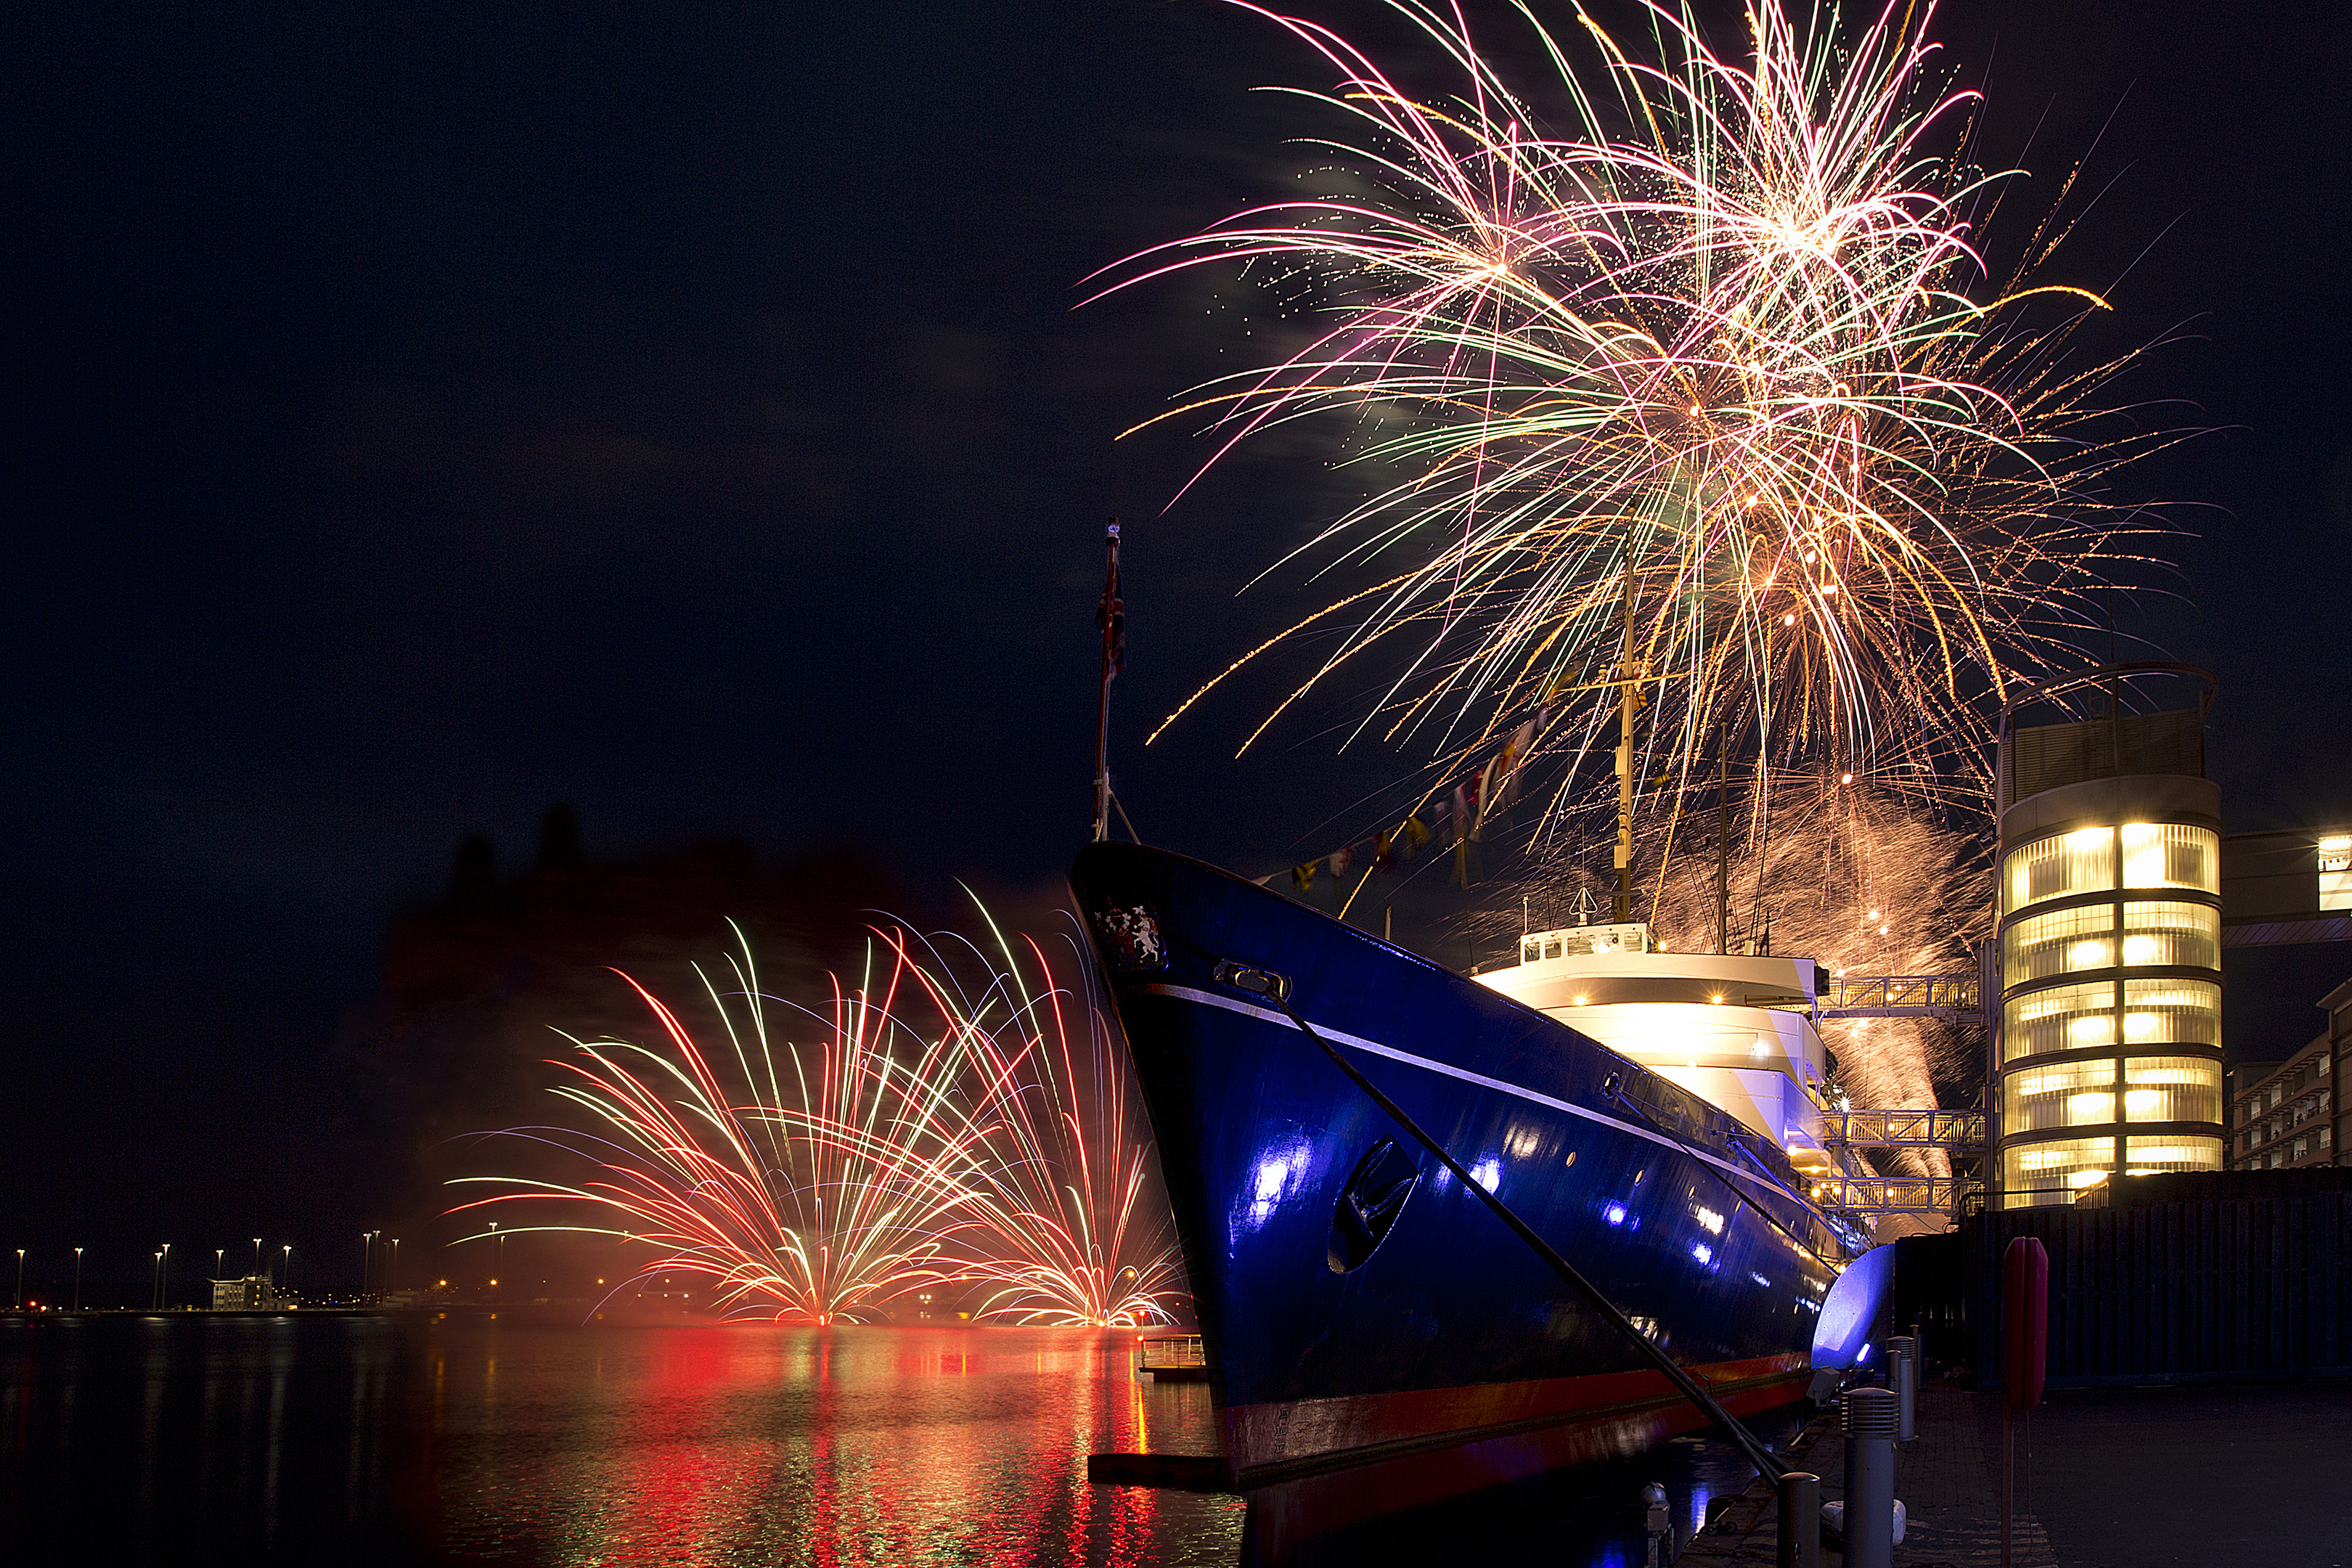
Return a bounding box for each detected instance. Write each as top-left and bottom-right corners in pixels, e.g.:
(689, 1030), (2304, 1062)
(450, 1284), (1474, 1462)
(2122, 979), (2221, 1048)
(2322, 836), (2351, 911)
(2006, 1059), (2120, 1134)
(2121, 1058), (2221, 1124)
(2004, 904), (2119, 987)
(2125, 1139), (2222, 1177)
(2119, 823), (2220, 894)
(2004, 980), (2119, 1061)
(2004, 1136), (2116, 1205)
(2005, 828), (2115, 916)
(2118, 902), (2221, 971)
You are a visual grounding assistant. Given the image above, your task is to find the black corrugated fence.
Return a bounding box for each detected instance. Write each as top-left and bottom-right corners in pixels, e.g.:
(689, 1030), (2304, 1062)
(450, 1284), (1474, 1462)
(1961, 1172), (2352, 1388)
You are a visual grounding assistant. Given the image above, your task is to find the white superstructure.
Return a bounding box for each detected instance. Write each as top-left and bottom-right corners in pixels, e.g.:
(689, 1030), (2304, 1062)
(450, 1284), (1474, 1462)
(1477, 925), (1836, 1175)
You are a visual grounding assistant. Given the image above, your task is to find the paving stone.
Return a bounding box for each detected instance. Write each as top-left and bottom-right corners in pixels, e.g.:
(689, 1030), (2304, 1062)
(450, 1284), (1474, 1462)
(1681, 1384), (2055, 1567)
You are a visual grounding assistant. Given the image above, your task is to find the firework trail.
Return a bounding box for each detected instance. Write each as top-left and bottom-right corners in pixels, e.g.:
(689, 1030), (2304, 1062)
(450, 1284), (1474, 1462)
(452, 915), (1183, 1327)
(1103, 0), (2172, 830)
(886, 909), (1186, 1326)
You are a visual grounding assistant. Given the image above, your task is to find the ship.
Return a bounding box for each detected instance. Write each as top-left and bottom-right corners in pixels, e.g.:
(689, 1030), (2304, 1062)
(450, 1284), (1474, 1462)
(1074, 839), (1882, 1498)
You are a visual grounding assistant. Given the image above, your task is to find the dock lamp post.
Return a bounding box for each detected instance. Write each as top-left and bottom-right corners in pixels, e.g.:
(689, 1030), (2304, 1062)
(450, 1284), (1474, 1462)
(12, 1249), (22, 1310)
(282, 1245), (293, 1297)
(152, 1251), (163, 1310)
(160, 1244), (171, 1309)
(215, 1248), (225, 1286)
(253, 1238), (264, 1278)
(73, 1249), (83, 1311)
(388, 1238), (399, 1292)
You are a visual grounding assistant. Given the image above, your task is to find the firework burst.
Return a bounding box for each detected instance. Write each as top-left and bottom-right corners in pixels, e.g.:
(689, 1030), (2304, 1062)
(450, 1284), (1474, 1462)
(452, 914), (1182, 1327)
(1106, 0), (2175, 828)
(885, 910), (1185, 1326)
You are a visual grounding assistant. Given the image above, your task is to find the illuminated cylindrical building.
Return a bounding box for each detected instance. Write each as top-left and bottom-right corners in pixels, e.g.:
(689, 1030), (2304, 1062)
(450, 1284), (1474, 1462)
(1993, 667), (2224, 1206)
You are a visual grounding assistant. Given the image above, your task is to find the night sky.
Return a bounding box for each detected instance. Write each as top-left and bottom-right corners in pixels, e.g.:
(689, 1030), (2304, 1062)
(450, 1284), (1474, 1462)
(7, 1), (2347, 1297)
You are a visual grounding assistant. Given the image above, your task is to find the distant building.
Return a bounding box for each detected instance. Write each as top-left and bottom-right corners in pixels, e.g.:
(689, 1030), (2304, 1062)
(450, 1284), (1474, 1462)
(1991, 673), (2225, 1206)
(2229, 975), (2352, 1171)
(211, 1275), (281, 1310)
(346, 807), (897, 1230)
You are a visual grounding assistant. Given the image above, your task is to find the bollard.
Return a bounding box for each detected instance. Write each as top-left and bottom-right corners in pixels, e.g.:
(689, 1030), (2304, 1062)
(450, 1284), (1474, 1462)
(1775, 1470), (1821, 1568)
(1842, 1386), (1900, 1568)
(1640, 1481), (1670, 1568)
(1886, 1334), (1919, 1442)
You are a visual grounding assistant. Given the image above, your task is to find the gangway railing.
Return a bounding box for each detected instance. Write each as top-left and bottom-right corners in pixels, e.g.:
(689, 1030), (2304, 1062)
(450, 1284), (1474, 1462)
(1821, 1108), (1987, 1150)
(1816, 973), (1983, 1021)
(1136, 1334), (1204, 1368)
(1808, 1175), (1981, 1217)
(1135, 1333), (1209, 1383)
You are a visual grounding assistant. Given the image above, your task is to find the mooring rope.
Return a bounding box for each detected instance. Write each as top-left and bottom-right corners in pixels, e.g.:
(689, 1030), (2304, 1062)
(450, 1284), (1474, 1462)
(1268, 992), (1789, 1483)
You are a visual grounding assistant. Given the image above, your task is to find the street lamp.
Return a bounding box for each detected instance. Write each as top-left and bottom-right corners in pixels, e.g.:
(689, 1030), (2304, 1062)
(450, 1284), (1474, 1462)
(253, 1238), (264, 1278)
(282, 1244), (293, 1299)
(12, 1249), (23, 1311)
(215, 1248), (226, 1286)
(73, 1248), (83, 1312)
(152, 1251), (164, 1310)
(160, 1244), (171, 1310)
(388, 1238), (399, 1292)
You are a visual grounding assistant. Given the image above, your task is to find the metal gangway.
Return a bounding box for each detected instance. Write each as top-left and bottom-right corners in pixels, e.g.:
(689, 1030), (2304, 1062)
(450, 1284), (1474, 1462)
(1816, 972), (1984, 1023)
(1821, 1108), (1986, 1149)
(1809, 1105), (1988, 1220)
(1808, 1174), (1981, 1217)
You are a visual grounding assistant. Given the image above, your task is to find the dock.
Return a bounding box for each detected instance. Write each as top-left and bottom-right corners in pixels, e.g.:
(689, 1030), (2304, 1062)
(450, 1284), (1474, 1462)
(1684, 1378), (2352, 1565)
(1132, 1331), (1212, 1384)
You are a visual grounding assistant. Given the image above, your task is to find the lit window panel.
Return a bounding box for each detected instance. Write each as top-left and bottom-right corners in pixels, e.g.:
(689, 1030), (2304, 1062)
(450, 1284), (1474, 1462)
(2120, 979), (2220, 1048)
(2004, 1059), (2118, 1134)
(2318, 833), (2350, 911)
(2121, 1140), (2223, 1177)
(2004, 980), (2116, 1062)
(2004, 828), (2115, 915)
(2118, 823), (2219, 894)
(2002, 904), (2117, 987)
(2119, 902), (2219, 971)
(2120, 1058), (2221, 1124)
(2004, 1136), (2115, 1207)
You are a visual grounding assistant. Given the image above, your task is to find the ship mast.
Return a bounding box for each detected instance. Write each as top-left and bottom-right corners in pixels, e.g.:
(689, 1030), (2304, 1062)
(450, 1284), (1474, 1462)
(1613, 566), (1637, 921)
(1716, 732), (1731, 954)
(1091, 518), (1123, 844)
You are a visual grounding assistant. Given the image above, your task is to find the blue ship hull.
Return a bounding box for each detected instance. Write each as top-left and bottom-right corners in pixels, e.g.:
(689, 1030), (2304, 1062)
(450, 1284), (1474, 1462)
(1072, 842), (1851, 1487)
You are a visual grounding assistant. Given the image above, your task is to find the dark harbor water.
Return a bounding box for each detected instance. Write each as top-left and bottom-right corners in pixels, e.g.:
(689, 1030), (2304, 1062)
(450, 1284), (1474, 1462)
(0, 1315), (1782, 1566)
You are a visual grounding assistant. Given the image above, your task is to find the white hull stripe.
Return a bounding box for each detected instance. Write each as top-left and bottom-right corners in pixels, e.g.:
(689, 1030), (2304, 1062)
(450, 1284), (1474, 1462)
(1133, 982), (1789, 1199)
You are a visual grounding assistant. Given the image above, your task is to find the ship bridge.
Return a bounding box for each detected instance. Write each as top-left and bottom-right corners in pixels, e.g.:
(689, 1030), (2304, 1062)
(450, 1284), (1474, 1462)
(1477, 924), (1836, 1177)
(1482, 926), (1996, 1218)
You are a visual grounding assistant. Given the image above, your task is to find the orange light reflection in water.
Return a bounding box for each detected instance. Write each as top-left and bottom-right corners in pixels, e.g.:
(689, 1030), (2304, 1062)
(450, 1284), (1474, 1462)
(433, 1323), (1237, 1567)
